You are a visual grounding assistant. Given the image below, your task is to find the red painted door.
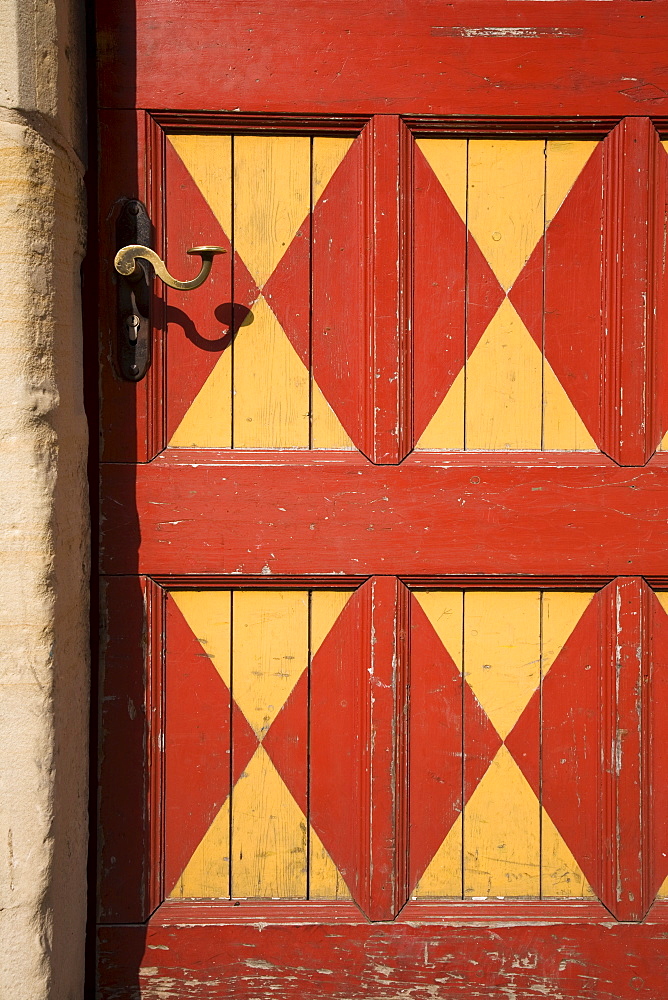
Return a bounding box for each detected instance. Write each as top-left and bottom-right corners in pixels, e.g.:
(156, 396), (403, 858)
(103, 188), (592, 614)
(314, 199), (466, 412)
(97, 3), (668, 996)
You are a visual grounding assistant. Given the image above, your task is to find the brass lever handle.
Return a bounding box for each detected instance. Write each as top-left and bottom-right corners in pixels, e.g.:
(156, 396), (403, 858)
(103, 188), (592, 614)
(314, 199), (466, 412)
(114, 244), (226, 291)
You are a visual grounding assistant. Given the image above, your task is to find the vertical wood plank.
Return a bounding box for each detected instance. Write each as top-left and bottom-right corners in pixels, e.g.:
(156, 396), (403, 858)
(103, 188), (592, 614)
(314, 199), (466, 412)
(310, 139), (357, 450)
(231, 590), (309, 898)
(541, 141), (599, 452)
(540, 591), (596, 898)
(166, 591), (232, 899)
(412, 139), (467, 450)
(311, 131), (368, 453)
(465, 298), (543, 450)
(233, 136), (311, 448)
(410, 591), (464, 898)
(166, 135), (233, 448)
(464, 591), (541, 742)
(467, 139), (546, 295)
(308, 590), (355, 899)
(233, 136), (311, 289)
(650, 591), (668, 900)
(465, 140), (545, 450)
(463, 591), (541, 898)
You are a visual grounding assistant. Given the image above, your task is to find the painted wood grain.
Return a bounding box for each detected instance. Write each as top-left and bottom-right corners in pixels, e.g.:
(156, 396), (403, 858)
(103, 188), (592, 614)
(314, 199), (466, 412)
(101, 456), (668, 578)
(416, 137), (601, 452)
(99, 1), (668, 118)
(98, 914), (668, 1000)
(231, 590), (309, 897)
(167, 591), (232, 898)
(232, 136), (311, 448)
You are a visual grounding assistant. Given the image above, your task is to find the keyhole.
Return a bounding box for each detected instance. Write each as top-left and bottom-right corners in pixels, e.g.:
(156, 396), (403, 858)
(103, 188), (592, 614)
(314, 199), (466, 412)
(125, 313), (140, 344)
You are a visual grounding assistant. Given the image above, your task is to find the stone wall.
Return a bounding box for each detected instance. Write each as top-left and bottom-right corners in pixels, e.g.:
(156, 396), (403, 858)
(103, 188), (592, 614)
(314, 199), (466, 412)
(0, 0), (89, 997)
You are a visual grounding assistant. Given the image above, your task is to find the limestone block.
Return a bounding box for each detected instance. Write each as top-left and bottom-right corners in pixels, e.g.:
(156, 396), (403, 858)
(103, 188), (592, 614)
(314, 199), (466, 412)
(0, 115), (88, 1000)
(0, 0), (85, 159)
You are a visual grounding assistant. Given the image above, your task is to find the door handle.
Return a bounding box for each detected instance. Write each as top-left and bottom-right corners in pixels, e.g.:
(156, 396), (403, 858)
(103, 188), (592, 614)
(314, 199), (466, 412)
(114, 244), (226, 291)
(113, 198), (226, 381)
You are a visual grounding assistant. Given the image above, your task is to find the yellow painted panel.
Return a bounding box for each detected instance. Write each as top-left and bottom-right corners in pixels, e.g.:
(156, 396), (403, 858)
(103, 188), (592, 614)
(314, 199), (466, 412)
(234, 134), (311, 288)
(311, 380), (356, 449)
(658, 873), (668, 898)
(468, 139), (545, 292)
(464, 590), (541, 740)
(231, 745), (307, 898)
(542, 591), (594, 677)
(415, 367), (465, 450)
(545, 140), (598, 226)
(541, 806), (595, 898)
(313, 136), (355, 206)
(543, 358), (597, 451)
(414, 813), (463, 899)
(659, 432), (668, 452)
(416, 138), (468, 223)
(310, 590), (354, 657)
(309, 827), (352, 900)
(171, 797), (230, 898)
(657, 592), (668, 615)
(233, 294), (310, 448)
(232, 590), (308, 739)
(464, 745), (540, 898)
(171, 590), (231, 687)
(168, 134), (232, 236)
(465, 299), (543, 450)
(413, 591), (464, 670)
(169, 351), (232, 448)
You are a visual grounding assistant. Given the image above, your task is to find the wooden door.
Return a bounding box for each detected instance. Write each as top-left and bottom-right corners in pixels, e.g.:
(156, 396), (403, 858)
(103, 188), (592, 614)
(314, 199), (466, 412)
(96, 3), (668, 996)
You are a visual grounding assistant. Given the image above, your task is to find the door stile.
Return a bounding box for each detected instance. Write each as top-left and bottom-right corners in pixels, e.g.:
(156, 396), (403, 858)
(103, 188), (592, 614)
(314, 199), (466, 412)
(98, 575), (165, 923)
(99, 111), (167, 463)
(602, 118), (668, 466)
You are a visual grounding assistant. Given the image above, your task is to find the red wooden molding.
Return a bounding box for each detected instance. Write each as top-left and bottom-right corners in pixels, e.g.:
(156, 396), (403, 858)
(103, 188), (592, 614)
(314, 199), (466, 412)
(310, 576), (409, 920)
(599, 578), (651, 919)
(364, 116), (412, 463)
(602, 119), (668, 465)
(151, 897), (615, 924)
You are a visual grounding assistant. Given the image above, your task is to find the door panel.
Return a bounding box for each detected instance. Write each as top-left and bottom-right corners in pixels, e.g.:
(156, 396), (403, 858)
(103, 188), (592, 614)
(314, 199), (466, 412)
(97, 2), (668, 996)
(165, 130), (361, 451)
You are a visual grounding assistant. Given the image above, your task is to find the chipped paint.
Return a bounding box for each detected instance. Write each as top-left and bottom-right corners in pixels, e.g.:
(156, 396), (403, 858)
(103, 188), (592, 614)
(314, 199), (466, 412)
(431, 25), (584, 37)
